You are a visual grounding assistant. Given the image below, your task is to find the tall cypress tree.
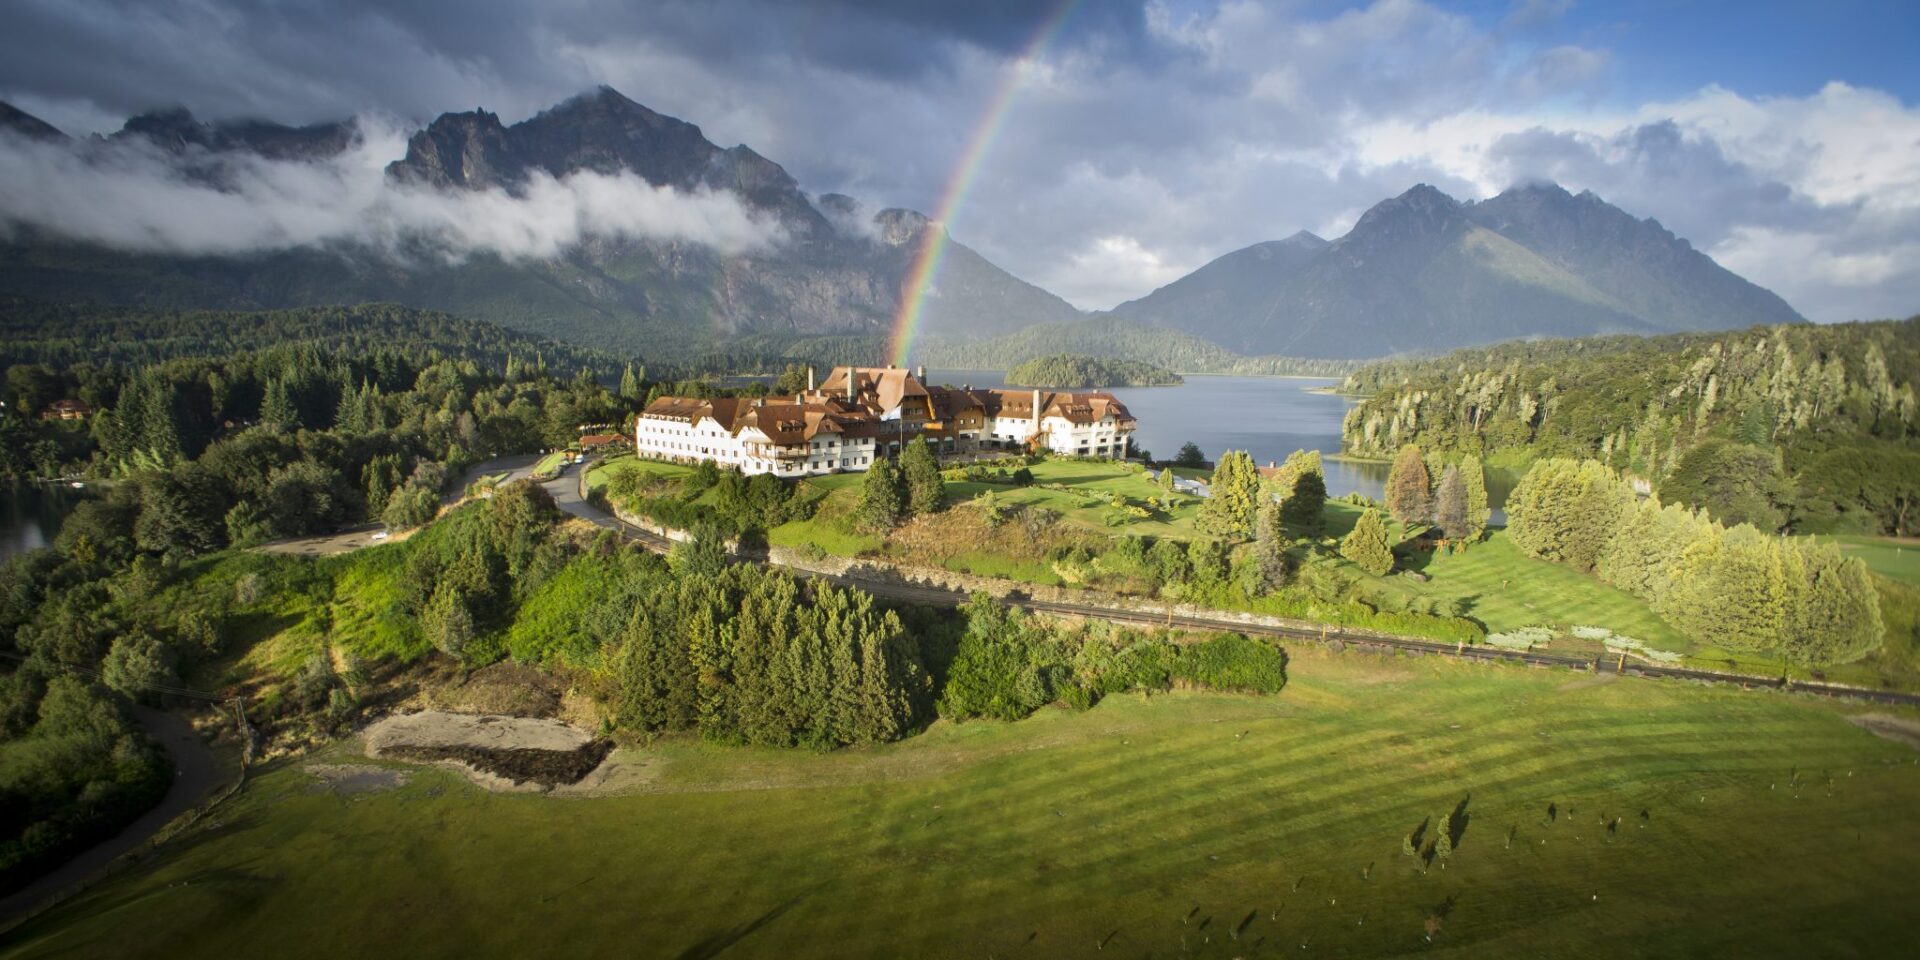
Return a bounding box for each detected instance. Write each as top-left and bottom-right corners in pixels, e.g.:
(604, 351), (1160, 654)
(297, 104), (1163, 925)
(1461, 454), (1491, 540)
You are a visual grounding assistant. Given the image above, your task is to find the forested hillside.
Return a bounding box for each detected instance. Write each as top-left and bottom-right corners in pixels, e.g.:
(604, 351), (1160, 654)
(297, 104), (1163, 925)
(1340, 319), (1920, 535)
(0, 300), (630, 375)
(1005, 355), (1181, 387)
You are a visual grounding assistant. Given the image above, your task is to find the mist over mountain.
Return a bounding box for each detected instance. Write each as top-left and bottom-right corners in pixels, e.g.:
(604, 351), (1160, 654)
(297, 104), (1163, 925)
(0, 89), (1082, 358)
(0, 91), (1806, 362)
(1104, 183), (1806, 358)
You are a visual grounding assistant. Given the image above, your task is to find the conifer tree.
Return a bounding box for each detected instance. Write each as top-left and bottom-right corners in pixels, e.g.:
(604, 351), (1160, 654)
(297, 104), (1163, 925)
(900, 437), (945, 515)
(854, 458), (909, 532)
(619, 362), (642, 402)
(1197, 450), (1260, 538)
(1341, 508), (1395, 576)
(1461, 454), (1491, 540)
(1278, 459), (1327, 534)
(1248, 499), (1298, 595)
(260, 376), (297, 431)
(1385, 444), (1433, 525)
(1433, 464), (1468, 539)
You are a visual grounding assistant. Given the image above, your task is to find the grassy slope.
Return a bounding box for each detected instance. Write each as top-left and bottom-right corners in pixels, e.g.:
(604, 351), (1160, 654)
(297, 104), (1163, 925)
(7, 653), (1918, 959)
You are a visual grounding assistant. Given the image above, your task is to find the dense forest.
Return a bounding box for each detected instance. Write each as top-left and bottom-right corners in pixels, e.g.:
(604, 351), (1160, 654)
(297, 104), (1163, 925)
(1005, 354), (1182, 388)
(1340, 319), (1920, 535)
(0, 300), (632, 375)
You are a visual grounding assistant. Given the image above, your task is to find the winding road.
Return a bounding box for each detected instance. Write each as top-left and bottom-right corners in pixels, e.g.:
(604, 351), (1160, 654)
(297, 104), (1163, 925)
(0, 707), (223, 929)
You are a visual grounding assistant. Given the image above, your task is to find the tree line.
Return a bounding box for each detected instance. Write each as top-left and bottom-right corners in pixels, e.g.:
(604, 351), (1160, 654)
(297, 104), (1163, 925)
(1506, 458), (1883, 665)
(1340, 318), (1920, 536)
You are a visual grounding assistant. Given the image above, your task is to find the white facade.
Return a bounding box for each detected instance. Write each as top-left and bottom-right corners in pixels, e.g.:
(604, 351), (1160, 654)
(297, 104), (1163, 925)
(633, 367), (1135, 476)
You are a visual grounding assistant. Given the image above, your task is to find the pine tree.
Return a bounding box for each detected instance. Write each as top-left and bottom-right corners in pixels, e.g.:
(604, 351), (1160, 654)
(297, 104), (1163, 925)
(619, 362), (642, 402)
(900, 437), (945, 515)
(1341, 508), (1395, 576)
(1159, 466), (1176, 492)
(1461, 454), (1491, 540)
(260, 376), (297, 431)
(1433, 464), (1468, 539)
(1385, 445), (1433, 525)
(424, 584), (475, 664)
(853, 458), (909, 532)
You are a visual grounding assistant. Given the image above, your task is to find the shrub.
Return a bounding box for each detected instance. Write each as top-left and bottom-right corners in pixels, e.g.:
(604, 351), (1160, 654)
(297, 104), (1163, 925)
(1173, 633), (1287, 694)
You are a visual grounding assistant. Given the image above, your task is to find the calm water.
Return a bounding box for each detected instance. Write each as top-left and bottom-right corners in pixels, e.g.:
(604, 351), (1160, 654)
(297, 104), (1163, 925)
(0, 482), (84, 562)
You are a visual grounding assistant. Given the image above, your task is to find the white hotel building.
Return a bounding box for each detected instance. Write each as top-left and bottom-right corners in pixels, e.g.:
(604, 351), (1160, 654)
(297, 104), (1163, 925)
(633, 365), (1137, 476)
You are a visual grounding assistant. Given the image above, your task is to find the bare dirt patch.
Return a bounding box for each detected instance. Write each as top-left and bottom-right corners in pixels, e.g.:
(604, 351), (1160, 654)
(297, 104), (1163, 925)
(1847, 713), (1920, 752)
(363, 711), (614, 792)
(417, 661), (566, 718)
(306, 763), (410, 794)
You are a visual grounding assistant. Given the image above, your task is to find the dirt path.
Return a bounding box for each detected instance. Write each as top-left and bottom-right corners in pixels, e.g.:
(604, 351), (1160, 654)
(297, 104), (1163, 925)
(0, 707), (222, 927)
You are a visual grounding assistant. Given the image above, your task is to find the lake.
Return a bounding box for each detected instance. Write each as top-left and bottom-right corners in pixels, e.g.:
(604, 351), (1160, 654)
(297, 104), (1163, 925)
(932, 370), (1415, 500)
(0, 482), (86, 563)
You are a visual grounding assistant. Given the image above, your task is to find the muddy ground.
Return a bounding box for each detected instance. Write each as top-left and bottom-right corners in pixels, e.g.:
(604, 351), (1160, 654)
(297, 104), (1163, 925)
(362, 711), (614, 791)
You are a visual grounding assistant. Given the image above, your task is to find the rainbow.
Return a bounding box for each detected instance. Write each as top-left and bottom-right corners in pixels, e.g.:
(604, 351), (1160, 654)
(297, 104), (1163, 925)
(886, 0), (1079, 367)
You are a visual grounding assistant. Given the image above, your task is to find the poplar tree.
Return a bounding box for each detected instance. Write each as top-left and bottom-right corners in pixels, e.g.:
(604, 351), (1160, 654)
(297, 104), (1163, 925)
(1341, 508), (1395, 576)
(1433, 464), (1468, 539)
(1385, 444), (1433, 525)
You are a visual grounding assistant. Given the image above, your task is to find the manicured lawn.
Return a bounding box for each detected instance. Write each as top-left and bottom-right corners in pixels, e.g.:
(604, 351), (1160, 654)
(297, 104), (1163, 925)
(583, 456), (694, 492)
(10, 653), (1919, 959)
(1385, 529), (1689, 651)
(1824, 535), (1920, 586)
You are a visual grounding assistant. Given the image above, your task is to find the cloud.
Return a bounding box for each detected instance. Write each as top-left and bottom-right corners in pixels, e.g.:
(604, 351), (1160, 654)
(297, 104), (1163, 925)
(0, 0), (1915, 323)
(0, 122), (783, 260)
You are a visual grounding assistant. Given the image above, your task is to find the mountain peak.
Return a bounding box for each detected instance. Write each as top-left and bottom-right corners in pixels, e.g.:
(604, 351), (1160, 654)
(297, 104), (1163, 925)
(0, 101), (67, 141)
(1282, 229), (1328, 247)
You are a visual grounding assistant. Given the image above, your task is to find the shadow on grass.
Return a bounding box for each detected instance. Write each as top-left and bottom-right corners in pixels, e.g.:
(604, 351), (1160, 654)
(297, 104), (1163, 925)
(673, 893), (807, 960)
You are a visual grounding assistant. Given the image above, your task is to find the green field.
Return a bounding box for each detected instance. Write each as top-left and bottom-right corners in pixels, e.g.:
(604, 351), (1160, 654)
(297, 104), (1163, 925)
(8, 654), (1918, 959)
(1824, 535), (1920, 586)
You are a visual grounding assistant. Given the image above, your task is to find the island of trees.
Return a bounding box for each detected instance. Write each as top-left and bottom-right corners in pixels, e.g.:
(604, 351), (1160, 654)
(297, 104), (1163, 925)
(1004, 354), (1182, 388)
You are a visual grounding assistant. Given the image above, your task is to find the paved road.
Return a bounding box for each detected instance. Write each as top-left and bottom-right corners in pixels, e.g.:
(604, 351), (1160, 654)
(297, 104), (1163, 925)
(0, 707), (223, 928)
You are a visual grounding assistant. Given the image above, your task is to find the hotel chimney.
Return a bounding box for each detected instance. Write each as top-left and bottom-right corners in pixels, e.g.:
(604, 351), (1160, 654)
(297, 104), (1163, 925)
(806, 366), (815, 392)
(1031, 388), (1043, 439)
(914, 364), (925, 381)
